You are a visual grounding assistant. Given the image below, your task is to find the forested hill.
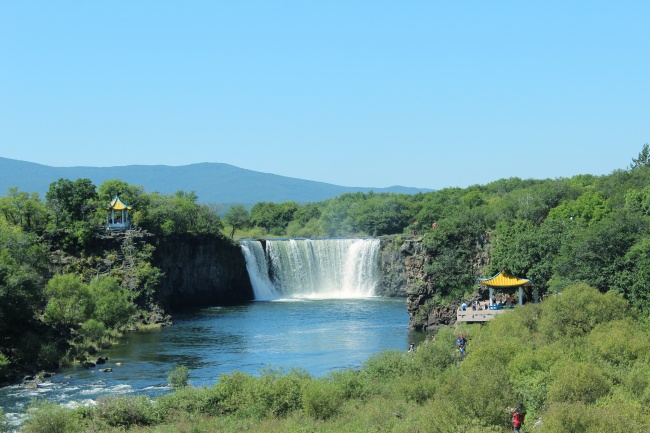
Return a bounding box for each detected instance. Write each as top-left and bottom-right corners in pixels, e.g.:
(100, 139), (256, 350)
(0, 157), (432, 204)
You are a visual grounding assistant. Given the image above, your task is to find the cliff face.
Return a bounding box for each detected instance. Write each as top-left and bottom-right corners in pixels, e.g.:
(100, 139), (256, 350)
(151, 234), (254, 310)
(149, 234), (456, 329)
(377, 236), (459, 331)
(376, 235), (411, 297)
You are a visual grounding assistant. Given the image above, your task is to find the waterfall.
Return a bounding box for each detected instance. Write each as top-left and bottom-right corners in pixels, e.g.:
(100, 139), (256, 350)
(240, 238), (380, 300)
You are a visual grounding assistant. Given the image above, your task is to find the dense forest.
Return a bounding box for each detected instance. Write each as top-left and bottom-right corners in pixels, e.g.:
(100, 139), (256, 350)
(2, 145), (650, 430)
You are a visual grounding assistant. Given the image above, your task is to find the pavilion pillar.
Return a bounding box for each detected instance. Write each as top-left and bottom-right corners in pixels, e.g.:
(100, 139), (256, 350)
(518, 286), (523, 306)
(489, 287), (494, 305)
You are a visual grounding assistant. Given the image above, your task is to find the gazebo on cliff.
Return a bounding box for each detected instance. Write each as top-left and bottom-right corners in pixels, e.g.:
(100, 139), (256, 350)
(457, 270), (536, 323)
(103, 195), (133, 231)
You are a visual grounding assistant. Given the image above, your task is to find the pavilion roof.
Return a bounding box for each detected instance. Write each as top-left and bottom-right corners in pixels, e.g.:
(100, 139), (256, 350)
(103, 195), (133, 211)
(477, 270), (531, 288)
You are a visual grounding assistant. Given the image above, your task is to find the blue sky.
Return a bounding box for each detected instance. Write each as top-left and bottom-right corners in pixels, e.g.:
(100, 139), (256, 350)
(1, 1), (648, 190)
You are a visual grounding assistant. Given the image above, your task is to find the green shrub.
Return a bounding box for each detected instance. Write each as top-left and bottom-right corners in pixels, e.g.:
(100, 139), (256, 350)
(36, 342), (60, 370)
(301, 378), (344, 420)
(539, 399), (650, 433)
(168, 365), (190, 389)
(212, 371), (258, 415)
(328, 369), (370, 400)
(93, 395), (157, 427)
(363, 350), (412, 380)
(621, 362), (650, 404)
(156, 385), (224, 416)
(411, 327), (458, 373)
(22, 400), (84, 433)
(539, 283), (628, 341)
(438, 361), (514, 427)
(547, 361), (611, 404)
(14, 332), (42, 367)
(78, 319), (106, 342)
(0, 353), (9, 380)
(585, 318), (650, 367)
(89, 276), (136, 328)
(43, 274), (94, 328)
(0, 408), (7, 433)
(396, 375), (438, 404)
(253, 367), (308, 417)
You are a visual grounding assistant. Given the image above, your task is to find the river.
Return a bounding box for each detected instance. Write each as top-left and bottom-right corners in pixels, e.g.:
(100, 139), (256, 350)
(2, 238), (419, 428)
(0, 297), (418, 428)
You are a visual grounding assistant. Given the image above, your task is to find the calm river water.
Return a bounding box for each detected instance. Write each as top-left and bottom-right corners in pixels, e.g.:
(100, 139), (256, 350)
(1, 297), (419, 427)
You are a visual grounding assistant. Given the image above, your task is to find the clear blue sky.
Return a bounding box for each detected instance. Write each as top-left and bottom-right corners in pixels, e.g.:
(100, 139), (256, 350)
(1, 1), (648, 189)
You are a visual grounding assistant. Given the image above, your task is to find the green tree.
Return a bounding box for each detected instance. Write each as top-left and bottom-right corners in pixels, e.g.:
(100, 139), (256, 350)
(625, 185), (650, 216)
(538, 283), (628, 341)
(45, 178), (98, 226)
(630, 143), (650, 170)
(489, 218), (571, 293)
(89, 276), (136, 328)
(134, 190), (222, 235)
(0, 188), (49, 232)
(224, 205), (250, 239)
(96, 179), (145, 205)
(546, 191), (612, 226)
(611, 237), (650, 314)
(250, 201), (299, 235)
(43, 274), (94, 329)
(0, 220), (48, 360)
(552, 210), (642, 292)
(352, 194), (412, 236)
(422, 208), (488, 297)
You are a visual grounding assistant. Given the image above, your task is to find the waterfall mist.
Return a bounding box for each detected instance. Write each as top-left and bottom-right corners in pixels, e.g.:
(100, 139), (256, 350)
(240, 238), (380, 300)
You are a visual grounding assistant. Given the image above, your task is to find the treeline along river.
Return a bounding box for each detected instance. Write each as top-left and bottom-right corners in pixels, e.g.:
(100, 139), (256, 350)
(0, 239), (417, 428)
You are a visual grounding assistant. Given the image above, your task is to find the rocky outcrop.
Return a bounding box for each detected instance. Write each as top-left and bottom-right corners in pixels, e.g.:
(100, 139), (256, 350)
(377, 235), (464, 331)
(151, 234), (254, 310)
(376, 236), (410, 297)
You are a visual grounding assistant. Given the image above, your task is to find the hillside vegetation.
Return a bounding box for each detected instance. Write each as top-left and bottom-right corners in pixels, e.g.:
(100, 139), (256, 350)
(17, 284), (650, 432)
(2, 144), (650, 430)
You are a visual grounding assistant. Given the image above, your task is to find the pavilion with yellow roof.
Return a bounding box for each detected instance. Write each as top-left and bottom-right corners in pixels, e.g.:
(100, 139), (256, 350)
(478, 270), (535, 307)
(103, 195), (133, 231)
(457, 270), (537, 323)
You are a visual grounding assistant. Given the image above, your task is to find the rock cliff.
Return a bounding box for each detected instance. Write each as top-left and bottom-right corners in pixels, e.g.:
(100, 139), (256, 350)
(377, 235), (460, 331)
(151, 234), (254, 310)
(101, 233), (456, 325)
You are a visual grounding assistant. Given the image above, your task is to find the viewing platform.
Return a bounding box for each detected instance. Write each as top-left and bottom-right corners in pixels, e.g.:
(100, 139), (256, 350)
(458, 270), (538, 322)
(456, 305), (514, 323)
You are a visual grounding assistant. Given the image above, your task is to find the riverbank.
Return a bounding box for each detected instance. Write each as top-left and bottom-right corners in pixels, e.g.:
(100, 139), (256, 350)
(18, 284), (649, 432)
(1, 298), (412, 430)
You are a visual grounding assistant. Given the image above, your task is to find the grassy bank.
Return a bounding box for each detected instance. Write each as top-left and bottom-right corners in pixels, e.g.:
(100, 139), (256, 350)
(16, 283), (650, 433)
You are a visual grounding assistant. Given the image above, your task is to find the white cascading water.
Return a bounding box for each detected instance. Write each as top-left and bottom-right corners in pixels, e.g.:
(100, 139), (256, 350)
(240, 238), (380, 300)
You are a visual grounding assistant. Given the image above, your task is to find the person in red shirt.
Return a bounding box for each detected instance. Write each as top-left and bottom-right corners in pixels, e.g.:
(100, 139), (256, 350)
(512, 409), (524, 432)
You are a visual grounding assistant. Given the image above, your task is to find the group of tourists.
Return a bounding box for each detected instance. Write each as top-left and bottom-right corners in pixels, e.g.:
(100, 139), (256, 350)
(460, 301), (491, 311)
(456, 333), (466, 355)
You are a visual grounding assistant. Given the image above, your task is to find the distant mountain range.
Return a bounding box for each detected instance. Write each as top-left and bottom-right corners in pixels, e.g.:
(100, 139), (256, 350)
(0, 157), (433, 204)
